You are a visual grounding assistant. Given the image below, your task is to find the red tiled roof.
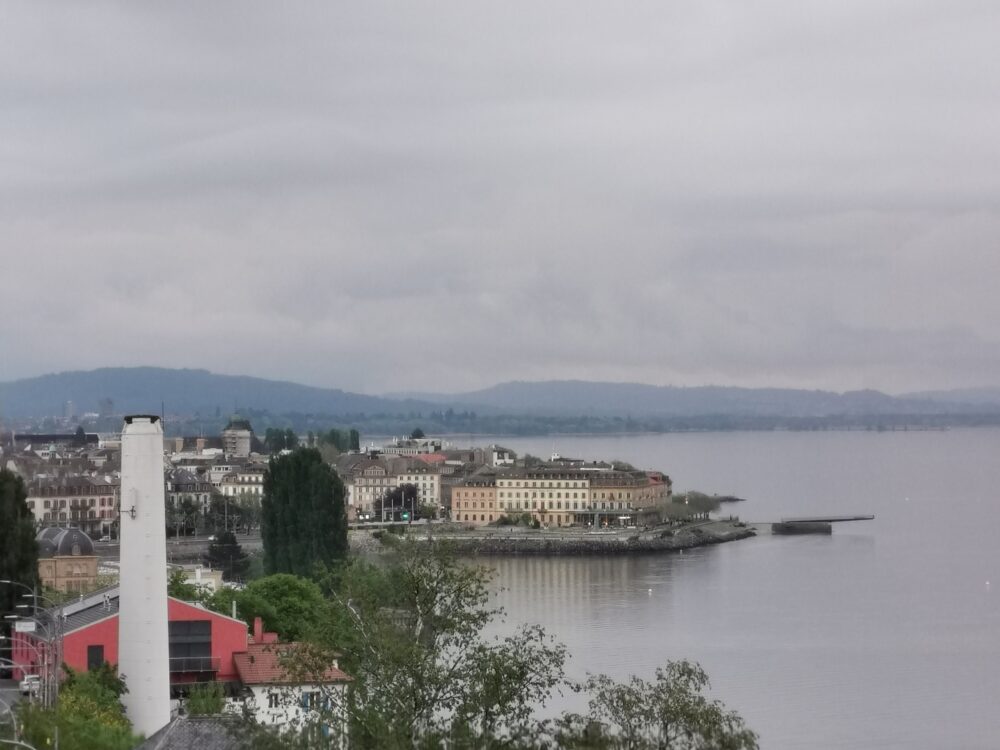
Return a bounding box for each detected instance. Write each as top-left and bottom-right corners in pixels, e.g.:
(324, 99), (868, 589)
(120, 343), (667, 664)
(414, 453), (447, 464)
(232, 643), (351, 686)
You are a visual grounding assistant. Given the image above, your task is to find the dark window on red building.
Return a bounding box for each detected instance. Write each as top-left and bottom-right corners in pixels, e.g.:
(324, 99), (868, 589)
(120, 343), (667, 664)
(87, 644), (104, 670)
(168, 620), (213, 672)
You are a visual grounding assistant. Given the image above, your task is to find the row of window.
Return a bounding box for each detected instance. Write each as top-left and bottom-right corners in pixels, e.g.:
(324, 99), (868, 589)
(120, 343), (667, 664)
(29, 497), (115, 510)
(497, 480), (587, 488)
(455, 500), (633, 511)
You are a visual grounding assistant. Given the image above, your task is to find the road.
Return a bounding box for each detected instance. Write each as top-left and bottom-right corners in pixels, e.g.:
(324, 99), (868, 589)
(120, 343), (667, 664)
(96, 532), (263, 561)
(0, 678), (21, 729)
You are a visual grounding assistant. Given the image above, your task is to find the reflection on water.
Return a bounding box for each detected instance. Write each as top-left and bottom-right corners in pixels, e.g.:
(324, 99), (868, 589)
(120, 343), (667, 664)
(474, 429), (1000, 750)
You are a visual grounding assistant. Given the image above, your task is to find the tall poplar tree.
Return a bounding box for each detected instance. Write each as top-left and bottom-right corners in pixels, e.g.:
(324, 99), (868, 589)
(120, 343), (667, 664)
(0, 468), (38, 618)
(261, 448), (348, 576)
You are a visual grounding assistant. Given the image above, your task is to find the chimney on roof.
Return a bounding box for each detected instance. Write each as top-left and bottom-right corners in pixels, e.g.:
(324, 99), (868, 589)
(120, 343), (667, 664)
(253, 616), (263, 643)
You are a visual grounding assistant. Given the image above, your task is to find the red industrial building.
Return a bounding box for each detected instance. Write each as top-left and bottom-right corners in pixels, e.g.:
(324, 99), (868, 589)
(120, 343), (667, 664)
(11, 586), (248, 692)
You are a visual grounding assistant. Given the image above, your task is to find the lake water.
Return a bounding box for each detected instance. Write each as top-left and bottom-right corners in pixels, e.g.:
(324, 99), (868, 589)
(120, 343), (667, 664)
(475, 429), (1000, 749)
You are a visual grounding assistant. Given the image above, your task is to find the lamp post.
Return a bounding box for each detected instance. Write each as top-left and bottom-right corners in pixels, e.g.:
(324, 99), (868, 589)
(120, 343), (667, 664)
(3, 592), (63, 710)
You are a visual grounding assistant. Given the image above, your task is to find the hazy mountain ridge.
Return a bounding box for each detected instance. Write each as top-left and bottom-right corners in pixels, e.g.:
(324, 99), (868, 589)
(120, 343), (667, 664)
(391, 380), (997, 418)
(0, 367), (436, 418)
(2, 368), (998, 421)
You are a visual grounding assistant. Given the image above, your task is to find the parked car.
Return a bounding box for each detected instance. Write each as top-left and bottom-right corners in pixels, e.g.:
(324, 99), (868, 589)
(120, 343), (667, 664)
(19, 674), (41, 696)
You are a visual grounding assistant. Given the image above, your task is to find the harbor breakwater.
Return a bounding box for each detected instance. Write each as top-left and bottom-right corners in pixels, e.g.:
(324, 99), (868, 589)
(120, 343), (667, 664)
(352, 520), (755, 556)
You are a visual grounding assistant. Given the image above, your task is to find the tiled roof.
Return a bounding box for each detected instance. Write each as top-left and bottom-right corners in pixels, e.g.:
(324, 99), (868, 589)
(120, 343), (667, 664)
(137, 715), (249, 750)
(414, 453), (447, 464)
(233, 643), (350, 686)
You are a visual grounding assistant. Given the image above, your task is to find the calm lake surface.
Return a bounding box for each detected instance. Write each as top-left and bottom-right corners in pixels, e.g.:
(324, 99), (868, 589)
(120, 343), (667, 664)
(475, 429), (1000, 749)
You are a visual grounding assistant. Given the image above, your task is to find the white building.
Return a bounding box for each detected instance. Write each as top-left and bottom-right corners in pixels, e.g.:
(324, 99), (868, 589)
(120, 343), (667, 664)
(233, 634), (350, 745)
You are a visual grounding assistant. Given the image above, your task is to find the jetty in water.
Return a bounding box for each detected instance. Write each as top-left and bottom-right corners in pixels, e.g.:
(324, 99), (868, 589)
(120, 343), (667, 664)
(772, 514), (875, 535)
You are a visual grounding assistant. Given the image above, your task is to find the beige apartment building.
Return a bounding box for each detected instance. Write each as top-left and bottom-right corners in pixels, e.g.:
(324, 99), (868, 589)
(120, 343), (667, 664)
(484, 466), (671, 528)
(452, 477), (498, 524)
(26, 476), (119, 537)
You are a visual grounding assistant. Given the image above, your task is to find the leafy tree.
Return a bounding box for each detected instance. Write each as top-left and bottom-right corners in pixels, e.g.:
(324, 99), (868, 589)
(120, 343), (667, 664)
(349, 429), (360, 451)
(379, 483), (419, 521)
(262, 448), (348, 576)
(409, 427), (425, 439)
(74, 425), (87, 445)
(167, 568), (202, 601)
(0, 468), (38, 619)
(203, 531), (250, 581)
(300, 541), (568, 748)
(18, 664), (140, 750)
(205, 573), (330, 641)
(556, 662), (758, 749)
(186, 681), (226, 715)
(166, 496), (201, 537)
(271, 543), (756, 750)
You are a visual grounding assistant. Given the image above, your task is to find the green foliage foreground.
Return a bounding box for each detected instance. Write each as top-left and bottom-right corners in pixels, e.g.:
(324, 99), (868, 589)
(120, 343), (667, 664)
(247, 540), (758, 750)
(16, 664), (141, 750)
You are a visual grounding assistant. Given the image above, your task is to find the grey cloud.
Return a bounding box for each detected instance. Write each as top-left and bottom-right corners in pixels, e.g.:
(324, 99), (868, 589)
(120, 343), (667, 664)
(1, 1), (999, 395)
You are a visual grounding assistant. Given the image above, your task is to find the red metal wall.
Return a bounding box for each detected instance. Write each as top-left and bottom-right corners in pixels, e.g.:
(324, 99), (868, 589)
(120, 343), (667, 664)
(14, 597), (248, 684)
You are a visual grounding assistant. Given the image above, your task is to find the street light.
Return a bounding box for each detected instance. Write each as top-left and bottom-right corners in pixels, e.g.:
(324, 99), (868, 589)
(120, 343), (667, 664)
(2, 594), (63, 711)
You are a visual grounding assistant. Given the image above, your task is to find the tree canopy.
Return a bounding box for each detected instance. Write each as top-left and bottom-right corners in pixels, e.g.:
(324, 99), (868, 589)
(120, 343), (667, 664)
(0, 468), (38, 620)
(16, 664), (140, 750)
(205, 573), (331, 642)
(203, 530), (250, 581)
(261, 448), (348, 576)
(259, 541), (757, 750)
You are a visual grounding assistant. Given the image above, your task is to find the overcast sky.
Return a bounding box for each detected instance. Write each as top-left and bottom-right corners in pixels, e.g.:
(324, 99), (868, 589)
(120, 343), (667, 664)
(1, 2), (998, 395)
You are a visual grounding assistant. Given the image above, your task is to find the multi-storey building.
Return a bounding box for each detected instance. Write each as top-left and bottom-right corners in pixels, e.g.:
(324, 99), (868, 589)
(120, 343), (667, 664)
(452, 476), (498, 524)
(221, 418), (253, 458)
(380, 437), (444, 456)
(25, 475), (119, 537)
(486, 464), (672, 528)
(166, 468), (218, 516)
(341, 458), (393, 520)
(217, 467), (266, 500)
(394, 460), (441, 510)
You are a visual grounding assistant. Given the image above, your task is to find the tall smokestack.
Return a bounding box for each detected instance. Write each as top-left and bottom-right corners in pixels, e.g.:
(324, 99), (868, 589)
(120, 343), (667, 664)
(118, 415), (170, 736)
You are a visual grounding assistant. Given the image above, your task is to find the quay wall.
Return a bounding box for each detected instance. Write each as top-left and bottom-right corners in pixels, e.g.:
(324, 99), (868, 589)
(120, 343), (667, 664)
(355, 521), (755, 557)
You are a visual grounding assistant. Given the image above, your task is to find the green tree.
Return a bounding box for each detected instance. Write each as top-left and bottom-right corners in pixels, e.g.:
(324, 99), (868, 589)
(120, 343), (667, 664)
(409, 427), (425, 439)
(186, 681), (226, 715)
(203, 530), (250, 581)
(349, 429), (360, 451)
(18, 663), (140, 750)
(167, 568), (202, 601)
(204, 573), (330, 641)
(269, 543), (757, 750)
(300, 541), (568, 748)
(556, 661), (758, 749)
(262, 448), (347, 576)
(0, 468), (38, 619)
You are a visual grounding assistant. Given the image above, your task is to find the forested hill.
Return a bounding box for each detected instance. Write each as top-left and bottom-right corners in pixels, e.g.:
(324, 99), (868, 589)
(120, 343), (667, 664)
(0, 367), (435, 418)
(3, 368), (998, 426)
(394, 380), (1000, 418)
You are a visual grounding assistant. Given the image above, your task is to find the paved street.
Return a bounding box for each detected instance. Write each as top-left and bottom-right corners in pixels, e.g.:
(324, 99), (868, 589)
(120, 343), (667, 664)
(0, 678), (21, 730)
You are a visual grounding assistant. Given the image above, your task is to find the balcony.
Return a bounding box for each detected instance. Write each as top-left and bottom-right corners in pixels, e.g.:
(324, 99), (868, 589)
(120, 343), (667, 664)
(168, 656), (220, 673)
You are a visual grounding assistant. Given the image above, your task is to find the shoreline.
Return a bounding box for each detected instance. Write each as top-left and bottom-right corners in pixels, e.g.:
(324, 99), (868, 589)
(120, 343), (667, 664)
(350, 520), (755, 557)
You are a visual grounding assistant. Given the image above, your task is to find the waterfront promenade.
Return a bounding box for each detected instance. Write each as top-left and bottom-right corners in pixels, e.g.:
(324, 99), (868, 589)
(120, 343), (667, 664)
(352, 519), (754, 556)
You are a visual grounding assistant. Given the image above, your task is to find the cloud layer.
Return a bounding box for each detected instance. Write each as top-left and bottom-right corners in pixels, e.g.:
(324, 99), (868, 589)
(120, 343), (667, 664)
(2, 1), (998, 394)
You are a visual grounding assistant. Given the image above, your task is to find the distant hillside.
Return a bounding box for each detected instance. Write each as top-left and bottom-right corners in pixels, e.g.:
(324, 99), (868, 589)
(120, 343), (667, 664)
(3, 368), (998, 425)
(394, 380), (999, 418)
(0, 367), (435, 418)
(902, 387), (1000, 407)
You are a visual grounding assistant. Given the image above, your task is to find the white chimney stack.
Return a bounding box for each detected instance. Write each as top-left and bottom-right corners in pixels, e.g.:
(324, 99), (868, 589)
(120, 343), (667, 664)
(118, 415), (170, 737)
